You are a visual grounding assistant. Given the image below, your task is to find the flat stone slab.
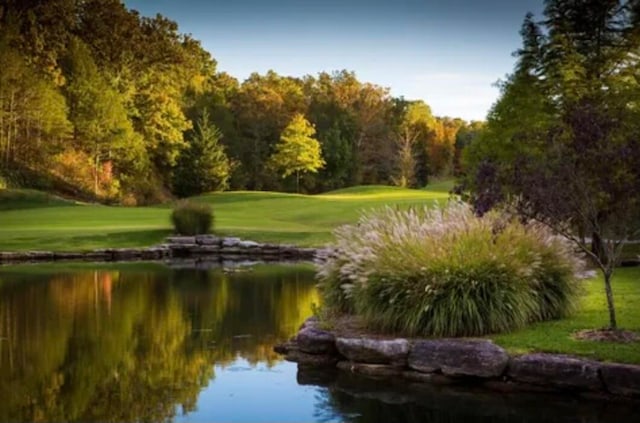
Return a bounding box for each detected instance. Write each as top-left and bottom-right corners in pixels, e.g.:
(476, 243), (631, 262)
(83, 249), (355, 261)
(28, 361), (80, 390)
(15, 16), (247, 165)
(336, 337), (409, 366)
(508, 353), (603, 391)
(195, 235), (220, 245)
(600, 362), (640, 396)
(166, 236), (197, 244)
(296, 327), (337, 355)
(408, 339), (509, 378)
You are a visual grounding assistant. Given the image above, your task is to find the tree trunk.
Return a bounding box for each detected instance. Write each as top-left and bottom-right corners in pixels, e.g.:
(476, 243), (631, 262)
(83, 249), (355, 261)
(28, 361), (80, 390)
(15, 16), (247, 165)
(603, 270), (617, 330)
(296, 170), (300, 193)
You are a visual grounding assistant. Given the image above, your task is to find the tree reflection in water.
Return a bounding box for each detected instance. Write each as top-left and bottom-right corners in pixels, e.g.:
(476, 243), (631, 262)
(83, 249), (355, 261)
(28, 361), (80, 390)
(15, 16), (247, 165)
(0, 262), (318, 422)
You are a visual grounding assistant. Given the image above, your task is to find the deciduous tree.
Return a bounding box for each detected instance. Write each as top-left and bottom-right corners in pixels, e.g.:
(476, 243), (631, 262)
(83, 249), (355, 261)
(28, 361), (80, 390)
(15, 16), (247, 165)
(270, 113), (324, 192)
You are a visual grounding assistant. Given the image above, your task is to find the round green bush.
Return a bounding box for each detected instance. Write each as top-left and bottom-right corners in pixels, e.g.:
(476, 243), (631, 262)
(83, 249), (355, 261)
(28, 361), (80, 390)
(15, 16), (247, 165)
(170, 200), (213, 235)
(316, 202), (583, 337)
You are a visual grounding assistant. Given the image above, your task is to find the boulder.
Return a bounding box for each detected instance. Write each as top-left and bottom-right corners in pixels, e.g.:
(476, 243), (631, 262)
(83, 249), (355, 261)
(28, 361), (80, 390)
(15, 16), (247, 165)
(299, 316), (321, 330)
(336, 337), (409, 366)
(600, 362), (640, 397)
(508, 353), (603, 391)
(296, 327), (337, 355)
(408, 339), (509, 378)
(273, 340), (297, 355)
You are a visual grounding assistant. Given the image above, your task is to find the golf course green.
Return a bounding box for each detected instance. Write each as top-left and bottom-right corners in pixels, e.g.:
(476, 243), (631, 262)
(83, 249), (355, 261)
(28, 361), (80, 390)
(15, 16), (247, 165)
(0, 181), (453, 251)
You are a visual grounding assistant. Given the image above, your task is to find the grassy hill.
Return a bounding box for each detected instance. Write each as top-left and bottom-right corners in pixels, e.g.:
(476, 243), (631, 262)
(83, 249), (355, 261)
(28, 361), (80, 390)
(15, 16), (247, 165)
(0, 185), (452, 251)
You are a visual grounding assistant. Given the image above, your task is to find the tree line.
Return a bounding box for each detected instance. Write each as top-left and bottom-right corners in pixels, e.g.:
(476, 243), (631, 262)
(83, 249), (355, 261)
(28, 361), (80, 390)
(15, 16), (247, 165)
(0, 0), (480, 204)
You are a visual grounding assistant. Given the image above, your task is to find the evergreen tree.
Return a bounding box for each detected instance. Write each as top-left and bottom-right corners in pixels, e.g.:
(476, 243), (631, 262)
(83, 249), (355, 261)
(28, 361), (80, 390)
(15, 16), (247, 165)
(173, 109), (232, 198)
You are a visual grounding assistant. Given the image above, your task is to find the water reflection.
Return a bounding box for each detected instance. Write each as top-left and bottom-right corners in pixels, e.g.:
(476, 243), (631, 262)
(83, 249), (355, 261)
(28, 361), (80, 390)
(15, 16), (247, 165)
(1, 263), (638, 423)
(301, 368), (640, 423)
(0, 262), (318, 422)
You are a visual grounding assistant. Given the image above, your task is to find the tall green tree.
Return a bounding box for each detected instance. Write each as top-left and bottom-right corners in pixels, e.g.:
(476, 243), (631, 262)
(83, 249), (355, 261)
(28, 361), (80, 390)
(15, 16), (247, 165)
(172, 109), (232, 197)
(463, 0), (640, 330)
(270, 113), (325, 193)
(62, 37), (143, 198)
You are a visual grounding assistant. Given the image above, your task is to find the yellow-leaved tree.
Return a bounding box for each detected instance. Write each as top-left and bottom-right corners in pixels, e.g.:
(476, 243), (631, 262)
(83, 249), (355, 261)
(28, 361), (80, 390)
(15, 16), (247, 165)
(270, 113), (325, 192)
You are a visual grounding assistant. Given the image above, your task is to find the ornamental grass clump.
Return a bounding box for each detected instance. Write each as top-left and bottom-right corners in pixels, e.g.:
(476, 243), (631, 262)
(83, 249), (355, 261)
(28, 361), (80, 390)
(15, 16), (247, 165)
(171, 200), (213, 235)
(316, 202), (583, 337)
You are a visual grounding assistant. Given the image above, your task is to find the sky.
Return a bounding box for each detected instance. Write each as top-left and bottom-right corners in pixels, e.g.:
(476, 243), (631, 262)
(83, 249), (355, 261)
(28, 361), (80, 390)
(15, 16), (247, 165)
(124, 0), (544, 121)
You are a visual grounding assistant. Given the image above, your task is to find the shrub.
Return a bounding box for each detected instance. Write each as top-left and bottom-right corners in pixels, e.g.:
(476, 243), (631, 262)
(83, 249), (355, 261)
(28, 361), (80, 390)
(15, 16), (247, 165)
(316, 202), (583, 337)
(171, 200), (213, 235)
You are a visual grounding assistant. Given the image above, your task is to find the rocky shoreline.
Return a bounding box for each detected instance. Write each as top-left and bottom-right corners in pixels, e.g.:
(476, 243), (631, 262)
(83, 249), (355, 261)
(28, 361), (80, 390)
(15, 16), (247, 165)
(0, 235), (321, 264)
(275, 317), (640, 399)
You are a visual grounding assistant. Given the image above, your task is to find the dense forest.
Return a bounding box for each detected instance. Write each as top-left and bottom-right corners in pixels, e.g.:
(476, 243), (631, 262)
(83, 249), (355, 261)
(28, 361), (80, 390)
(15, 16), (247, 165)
(0, 0), (480, 204)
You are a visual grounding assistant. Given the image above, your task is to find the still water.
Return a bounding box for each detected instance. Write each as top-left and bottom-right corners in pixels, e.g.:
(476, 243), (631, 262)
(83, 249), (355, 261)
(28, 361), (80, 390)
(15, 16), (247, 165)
(0, 262), (637, 423)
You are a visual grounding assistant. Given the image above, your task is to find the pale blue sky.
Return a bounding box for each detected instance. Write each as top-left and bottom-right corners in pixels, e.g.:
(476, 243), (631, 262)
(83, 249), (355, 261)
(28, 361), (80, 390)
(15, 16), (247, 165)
(124, 0), (544, 121)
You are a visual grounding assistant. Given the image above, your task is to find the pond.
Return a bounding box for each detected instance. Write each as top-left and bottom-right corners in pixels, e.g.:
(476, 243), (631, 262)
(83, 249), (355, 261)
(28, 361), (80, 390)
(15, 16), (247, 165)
(0, 262), (637, 423)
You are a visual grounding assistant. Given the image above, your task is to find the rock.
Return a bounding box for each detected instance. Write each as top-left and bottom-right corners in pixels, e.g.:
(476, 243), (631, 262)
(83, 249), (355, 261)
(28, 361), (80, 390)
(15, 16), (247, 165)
(238, 240), (260, 248)
(27, 251), (55, 260)
(296, 327), (336, 355)
(600, 362), (640, 396)
(508, 354), (603, 391)
(188, 245), (221, 254)
(111, 248), (141, 259)
(53, 252), (85, 260)
(285, 349), (339, 367)
(299, 316), (320, 330)
(337, 361), (403, 378)
(222, 237), (242, 247)
(408, 339), (509, 378)
(0, 252), (22, 261)
(274, 340), (296, 355)
(167, 236), (197, 245)
(83, 251), (110, 260)
(140, 248), (168, 259)
(297, 248), (318, 259)
(195, 235), (220, 245)
(336, 337), (409, 366)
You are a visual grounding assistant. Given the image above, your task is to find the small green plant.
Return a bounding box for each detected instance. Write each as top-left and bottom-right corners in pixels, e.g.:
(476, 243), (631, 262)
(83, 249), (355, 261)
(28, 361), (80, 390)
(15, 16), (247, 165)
(170, 200), (213, 235)
(316, 202), (584, 337)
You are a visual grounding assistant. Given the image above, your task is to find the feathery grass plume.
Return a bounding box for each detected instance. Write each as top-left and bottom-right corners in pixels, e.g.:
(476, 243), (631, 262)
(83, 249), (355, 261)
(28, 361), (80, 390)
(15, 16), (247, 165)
(171, 200), (213, 235)
(316, 201), (583, 337)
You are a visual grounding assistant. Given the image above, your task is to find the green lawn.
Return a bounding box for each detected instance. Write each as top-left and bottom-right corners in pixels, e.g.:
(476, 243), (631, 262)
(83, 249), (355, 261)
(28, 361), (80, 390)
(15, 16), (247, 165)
(0, 185), (451, 251)
(492, 267), (640, 364)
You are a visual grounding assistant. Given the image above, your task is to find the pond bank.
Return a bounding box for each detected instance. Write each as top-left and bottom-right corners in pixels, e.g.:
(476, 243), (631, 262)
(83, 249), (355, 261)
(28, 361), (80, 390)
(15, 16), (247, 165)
(275, 317), (640, 400)
(0, 235), (321, 264)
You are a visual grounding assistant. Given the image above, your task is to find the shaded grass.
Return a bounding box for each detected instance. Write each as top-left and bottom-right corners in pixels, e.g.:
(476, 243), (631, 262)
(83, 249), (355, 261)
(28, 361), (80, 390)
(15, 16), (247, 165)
(0, 189), (77, 210)
(491, 267), (640, 364)
(0, 185), (450, 251)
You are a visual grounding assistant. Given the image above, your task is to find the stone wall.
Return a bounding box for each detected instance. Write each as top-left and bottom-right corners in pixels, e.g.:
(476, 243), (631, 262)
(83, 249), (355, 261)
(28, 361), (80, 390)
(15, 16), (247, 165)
(275, 317), (640, 399)
(0, 235), (321, 264)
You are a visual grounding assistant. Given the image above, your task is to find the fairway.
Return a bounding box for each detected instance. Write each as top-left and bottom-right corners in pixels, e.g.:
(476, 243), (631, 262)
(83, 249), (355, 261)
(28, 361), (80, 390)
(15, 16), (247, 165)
(0, 185), (452, 251)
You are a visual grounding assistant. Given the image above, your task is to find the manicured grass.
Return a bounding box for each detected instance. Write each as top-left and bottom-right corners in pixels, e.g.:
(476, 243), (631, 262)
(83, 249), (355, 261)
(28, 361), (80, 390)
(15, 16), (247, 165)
(0, 184), (451, 251)
(0, 189), (77, 210)
(491, 267), (640, 364)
